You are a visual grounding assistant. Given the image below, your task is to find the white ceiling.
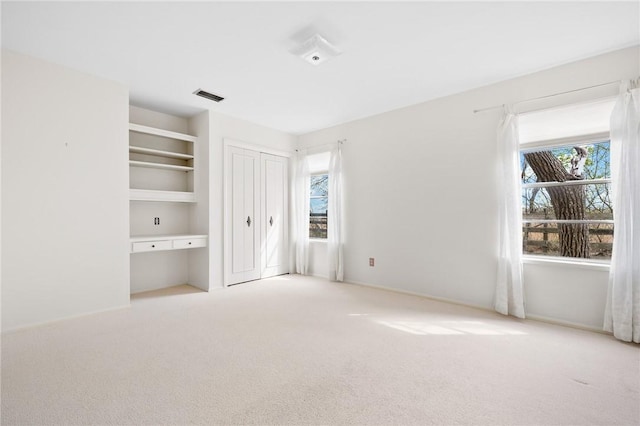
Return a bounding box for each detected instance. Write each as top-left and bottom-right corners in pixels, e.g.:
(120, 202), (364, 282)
(2, 2), (639, 135)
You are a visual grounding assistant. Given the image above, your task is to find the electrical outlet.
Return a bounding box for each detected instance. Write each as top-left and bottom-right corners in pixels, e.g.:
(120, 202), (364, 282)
(154, 217), (160, 225)
(369, 257), (375, 267)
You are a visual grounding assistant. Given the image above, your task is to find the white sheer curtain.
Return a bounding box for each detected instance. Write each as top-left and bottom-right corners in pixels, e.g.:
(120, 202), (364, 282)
(604, 80), (640, 343)
(294, 151), (310, 275)
(495, 107), (526, 318)
(328, 144), (344, 281)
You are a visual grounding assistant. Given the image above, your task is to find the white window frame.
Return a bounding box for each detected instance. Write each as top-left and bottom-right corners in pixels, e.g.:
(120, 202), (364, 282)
(309, 172), (329, 240)
(520, 131), (612, 268)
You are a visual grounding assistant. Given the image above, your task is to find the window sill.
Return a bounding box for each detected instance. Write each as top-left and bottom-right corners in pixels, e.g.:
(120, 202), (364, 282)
(309, 238), (327, 243)
(522, 255), (610, 271)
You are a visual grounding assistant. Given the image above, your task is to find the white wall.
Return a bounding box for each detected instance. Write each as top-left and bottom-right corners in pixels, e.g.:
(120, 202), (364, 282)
(307, 241), (329, 278)
(188, 111), (211, 291)
(208, 112), (297, 289)
(297, 46), (639, 330)
(523, 261), (610, 329)
(1, 50), (130, 331)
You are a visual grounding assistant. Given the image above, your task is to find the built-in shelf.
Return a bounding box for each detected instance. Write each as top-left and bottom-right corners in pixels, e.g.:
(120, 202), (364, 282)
(129, 145), (194, 160)
(130, 234), (207, 253)
(129, 123), (197, 143)
(128, 110), (209, 294)
(129, 189), (196, 203)
(129, 160), (194, 172)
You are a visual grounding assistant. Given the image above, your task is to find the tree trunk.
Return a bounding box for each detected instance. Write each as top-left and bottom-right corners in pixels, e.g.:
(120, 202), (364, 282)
(524, 150), (589, 258)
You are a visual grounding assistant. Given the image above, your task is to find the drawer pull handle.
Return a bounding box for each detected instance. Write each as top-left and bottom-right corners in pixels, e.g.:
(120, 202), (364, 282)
(246, 216), (251, 227)
(151, 245), (155, 248)
(188, 242), (192, 245)
(269, 216), (273, 227)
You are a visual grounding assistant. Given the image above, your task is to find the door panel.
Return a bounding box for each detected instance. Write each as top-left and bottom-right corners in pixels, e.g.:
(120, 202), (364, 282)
(265, 159), (282, 268)
(231, 152), (245, 275)
(243, 152), (261, 281)
(225, 147), (260, 285)
(261, 153), (289, 278)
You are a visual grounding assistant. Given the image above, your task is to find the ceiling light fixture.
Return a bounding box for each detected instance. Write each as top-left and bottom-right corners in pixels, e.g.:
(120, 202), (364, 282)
(292, 34), (341, 66)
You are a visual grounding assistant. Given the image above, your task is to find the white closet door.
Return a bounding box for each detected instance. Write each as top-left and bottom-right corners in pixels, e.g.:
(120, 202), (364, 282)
(243, 151), (261, 282)
(225, 146), (261, 285)
(261, 153), (289, 278)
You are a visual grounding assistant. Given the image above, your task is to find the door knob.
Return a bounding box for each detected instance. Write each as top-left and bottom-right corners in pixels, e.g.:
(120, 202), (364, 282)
(246, 216), (251, 227)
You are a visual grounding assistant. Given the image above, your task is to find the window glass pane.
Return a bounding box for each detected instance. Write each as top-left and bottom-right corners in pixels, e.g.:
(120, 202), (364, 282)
(310, 215), (327, 239)
(523, 222), (613, 260)
(310, 197), (328, 214)
(522, 184), (613, 221)
(521, 140), (610, 183)
(310, 174), (328, 239)
(310, 174), (328, 197)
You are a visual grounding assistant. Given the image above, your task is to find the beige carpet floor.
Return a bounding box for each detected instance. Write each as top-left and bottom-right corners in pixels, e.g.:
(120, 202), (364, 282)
(2, 275), (639, 425)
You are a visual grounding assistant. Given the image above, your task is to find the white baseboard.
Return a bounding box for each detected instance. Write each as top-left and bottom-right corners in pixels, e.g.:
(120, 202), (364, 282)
(525, 313), (606, 334)
(310, 272), (329, 279)
(345, 279), (608, 335)
(346, 279), (492, 312)
(2, 304), (131, 334)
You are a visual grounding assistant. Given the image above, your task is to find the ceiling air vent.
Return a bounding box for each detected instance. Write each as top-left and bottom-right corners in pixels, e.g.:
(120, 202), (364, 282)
(194, 89), (224, 102)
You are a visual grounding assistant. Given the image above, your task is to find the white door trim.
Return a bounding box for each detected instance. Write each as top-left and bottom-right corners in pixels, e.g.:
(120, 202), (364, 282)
(223, 138), (293, 158)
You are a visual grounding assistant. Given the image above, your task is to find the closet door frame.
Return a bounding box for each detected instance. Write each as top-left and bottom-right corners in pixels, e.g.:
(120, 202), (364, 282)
(223, 139), (291, 287)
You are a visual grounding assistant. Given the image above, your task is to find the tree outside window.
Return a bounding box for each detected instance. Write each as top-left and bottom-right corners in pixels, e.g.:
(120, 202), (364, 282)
(521, 140), (613, 259)
(310, 174), (328, 238)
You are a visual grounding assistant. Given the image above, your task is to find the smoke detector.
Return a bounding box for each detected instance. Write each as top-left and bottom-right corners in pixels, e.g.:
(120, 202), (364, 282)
(292, 34), (341, 66)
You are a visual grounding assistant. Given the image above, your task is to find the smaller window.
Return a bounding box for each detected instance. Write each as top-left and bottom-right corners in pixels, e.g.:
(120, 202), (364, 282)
(310, 174), (328, 239)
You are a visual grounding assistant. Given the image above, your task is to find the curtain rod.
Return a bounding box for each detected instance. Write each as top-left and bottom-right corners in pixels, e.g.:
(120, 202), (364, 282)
(473, 80), (622, 114)
(295, 139), (346, 153)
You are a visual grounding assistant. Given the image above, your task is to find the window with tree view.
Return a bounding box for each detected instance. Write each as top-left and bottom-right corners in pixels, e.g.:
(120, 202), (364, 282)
(310, 174), (328, 239)
(521, 140), (612, 260)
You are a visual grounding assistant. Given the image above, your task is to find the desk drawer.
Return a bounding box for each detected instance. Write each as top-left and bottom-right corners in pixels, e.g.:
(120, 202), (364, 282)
(173, 238), (207, 249)
(131, 240), (172, 253)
